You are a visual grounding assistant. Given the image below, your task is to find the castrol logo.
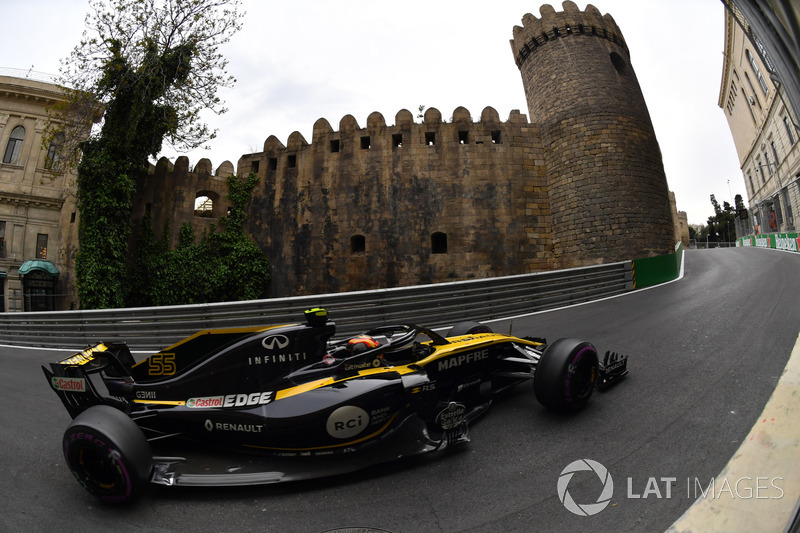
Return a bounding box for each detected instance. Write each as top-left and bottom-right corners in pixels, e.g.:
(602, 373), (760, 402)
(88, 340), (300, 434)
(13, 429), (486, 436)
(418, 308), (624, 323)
(51, 377), (86, 392)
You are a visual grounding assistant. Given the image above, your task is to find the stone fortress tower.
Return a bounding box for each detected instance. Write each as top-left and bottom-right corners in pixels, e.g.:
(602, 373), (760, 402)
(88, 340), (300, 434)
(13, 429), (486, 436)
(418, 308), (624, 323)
(510, 1), (674, 266)
(132, 2), (677, 298)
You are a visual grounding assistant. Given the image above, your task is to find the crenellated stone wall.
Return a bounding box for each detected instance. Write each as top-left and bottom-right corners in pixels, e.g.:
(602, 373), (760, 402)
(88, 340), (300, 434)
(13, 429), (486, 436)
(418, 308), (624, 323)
(130, 2), (678, 299)
(237, 106), (551, 295)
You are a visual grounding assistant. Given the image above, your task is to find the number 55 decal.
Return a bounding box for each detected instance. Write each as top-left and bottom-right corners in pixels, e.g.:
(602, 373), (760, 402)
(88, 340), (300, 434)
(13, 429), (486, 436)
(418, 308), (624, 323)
(148, 353), (177, 376)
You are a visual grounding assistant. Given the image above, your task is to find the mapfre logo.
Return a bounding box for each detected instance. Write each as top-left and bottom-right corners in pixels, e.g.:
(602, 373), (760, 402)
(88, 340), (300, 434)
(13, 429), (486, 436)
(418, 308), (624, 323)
(262, 335), (290, 351)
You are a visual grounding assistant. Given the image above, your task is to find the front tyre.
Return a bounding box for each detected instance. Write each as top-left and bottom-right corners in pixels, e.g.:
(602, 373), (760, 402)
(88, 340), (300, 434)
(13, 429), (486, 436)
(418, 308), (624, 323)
(62, 405), (152, 503)
(534, 338), (598, 412)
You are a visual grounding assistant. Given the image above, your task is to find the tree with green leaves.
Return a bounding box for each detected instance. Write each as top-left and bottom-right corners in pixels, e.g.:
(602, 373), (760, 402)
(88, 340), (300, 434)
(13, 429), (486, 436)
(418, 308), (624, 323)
(48, 0), (244, 309)
(127, 172), (270, 307)
(704, 194), (737, 243)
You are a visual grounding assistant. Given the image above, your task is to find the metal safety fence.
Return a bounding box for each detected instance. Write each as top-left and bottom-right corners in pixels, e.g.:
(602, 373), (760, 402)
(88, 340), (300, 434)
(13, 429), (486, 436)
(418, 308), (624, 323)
(0, 261), (633, 351)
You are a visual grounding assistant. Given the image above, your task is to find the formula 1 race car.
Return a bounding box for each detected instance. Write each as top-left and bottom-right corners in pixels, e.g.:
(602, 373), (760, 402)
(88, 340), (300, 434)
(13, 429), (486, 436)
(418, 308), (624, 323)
(43, 308), (628, 503)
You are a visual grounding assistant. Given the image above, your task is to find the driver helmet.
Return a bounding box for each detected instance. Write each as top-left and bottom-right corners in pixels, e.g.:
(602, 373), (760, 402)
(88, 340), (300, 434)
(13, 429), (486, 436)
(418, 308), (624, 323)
(347, 335), (379, 353)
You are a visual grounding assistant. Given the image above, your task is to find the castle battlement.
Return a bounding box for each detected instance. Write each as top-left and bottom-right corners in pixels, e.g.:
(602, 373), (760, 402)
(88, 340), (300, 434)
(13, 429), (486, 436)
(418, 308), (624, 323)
(148, 155), (235, 179)
(129, 4), (676, 299)
(252, 106), (529, 156)
(510, 1), (627, 67)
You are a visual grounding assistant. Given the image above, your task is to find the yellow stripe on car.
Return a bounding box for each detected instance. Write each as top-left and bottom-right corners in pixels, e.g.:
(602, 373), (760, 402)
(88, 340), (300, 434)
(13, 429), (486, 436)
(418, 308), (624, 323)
(58, 343), (108, 366)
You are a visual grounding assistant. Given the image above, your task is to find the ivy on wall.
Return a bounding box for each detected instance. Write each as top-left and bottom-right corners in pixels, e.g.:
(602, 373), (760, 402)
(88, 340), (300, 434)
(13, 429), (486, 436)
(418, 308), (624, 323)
(126, 172), (270, 306)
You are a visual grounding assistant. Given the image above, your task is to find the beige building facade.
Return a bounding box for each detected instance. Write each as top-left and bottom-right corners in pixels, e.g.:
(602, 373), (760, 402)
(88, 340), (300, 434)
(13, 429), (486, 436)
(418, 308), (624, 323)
(0, 71), (85, 311)
(719, 4), (800, 235)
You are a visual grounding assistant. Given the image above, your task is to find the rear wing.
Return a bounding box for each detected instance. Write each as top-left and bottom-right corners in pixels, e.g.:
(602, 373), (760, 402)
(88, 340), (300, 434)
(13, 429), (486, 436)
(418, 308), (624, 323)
(42, 343), (137, 418)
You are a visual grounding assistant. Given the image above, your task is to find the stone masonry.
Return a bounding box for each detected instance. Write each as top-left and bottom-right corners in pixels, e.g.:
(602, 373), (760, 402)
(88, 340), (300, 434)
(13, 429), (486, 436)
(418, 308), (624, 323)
(132, 2), (677, 298)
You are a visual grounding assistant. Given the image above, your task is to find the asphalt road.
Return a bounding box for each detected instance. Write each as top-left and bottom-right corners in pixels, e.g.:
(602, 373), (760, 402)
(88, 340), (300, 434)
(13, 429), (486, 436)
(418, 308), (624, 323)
(1, 248), (798, 533)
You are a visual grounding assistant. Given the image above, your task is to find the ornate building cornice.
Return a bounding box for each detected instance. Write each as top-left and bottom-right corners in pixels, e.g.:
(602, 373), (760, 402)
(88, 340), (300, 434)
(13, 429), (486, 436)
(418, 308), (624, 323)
(0, 191), (64, 210)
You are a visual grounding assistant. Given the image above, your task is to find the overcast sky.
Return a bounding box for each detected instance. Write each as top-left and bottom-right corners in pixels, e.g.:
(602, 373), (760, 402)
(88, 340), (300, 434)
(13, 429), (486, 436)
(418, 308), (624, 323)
(2, 0), (743, 225)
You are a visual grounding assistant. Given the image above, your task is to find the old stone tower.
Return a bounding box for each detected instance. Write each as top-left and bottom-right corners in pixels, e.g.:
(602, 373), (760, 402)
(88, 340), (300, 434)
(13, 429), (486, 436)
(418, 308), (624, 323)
(510, 2), (674, 265)
(132, 2), (676, 299)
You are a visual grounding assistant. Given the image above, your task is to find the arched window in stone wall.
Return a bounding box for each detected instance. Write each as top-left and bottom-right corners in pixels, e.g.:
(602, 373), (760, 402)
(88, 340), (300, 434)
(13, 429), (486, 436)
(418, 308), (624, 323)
(609, 52), (627, 74)
(45, 133), (63, 170)
(350, 235), (365, 255)
(431, 232), (447, 254)
(194, 191), (219, 218)
(2, 125), (25, 164)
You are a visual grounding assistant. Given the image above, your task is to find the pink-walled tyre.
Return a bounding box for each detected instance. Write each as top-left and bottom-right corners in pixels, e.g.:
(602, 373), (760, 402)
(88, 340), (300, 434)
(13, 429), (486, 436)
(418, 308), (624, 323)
(534, 338), (598, 412)
(62, 405), (152, 503)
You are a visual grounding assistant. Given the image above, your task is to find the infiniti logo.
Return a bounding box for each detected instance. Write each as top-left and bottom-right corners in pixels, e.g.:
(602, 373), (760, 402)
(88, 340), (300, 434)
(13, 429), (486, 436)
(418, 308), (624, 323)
(262, 335), (290, 351)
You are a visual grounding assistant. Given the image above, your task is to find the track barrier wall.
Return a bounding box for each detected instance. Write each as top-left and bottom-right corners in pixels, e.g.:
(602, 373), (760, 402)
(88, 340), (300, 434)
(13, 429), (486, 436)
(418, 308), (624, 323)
(632, 242), (684, 289)
(737, 232), (800, 252)
(0, 246), (684, 351)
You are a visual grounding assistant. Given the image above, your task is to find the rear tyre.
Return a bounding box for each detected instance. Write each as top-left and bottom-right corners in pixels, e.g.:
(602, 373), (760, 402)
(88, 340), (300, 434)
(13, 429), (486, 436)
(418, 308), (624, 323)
(447, 321), (493, 337)
(533, 338), (598, 412)
(62, 405), (152, 503)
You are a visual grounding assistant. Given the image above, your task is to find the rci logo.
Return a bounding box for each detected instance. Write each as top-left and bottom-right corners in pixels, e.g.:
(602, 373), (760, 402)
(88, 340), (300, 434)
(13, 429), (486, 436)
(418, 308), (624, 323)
(262, 335), (290, 351)
(557, 459), (614, 516)
(326, 405), (369, 439)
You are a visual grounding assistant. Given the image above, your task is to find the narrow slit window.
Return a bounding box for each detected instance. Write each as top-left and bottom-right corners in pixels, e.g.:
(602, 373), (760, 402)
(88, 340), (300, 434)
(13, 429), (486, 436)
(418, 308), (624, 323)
(784, 116), (796, 145)
(393, 134), (403, 148)
(350, 235), (365, 255)
(431, 232), (447, 254)
(36, 234), (48, 259)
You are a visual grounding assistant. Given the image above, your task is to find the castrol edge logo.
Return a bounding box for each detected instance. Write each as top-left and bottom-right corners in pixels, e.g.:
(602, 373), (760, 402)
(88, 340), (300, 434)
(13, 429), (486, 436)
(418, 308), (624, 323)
(186, 392), (273, 409)
(51, 376), (86, 392)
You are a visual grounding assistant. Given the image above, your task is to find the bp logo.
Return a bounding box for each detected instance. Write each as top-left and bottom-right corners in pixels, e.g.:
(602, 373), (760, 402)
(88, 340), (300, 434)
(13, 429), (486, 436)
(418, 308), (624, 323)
(557, 459), (614, 516)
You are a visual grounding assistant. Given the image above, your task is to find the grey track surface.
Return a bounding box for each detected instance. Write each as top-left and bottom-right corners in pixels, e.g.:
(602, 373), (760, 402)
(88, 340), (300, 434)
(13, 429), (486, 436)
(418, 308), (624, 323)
(1, 248), (798, 533)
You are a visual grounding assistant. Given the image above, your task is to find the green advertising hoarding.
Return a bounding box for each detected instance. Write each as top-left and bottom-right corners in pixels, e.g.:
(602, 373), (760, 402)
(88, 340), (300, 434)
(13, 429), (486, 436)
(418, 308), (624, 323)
(632, 243), (684, 289)
(737, 233), (800, 252)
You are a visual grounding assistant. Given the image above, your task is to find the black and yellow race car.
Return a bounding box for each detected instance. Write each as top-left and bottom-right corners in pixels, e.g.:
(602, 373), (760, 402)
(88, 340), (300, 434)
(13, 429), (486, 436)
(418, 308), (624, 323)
(43, 308), (628, 503)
